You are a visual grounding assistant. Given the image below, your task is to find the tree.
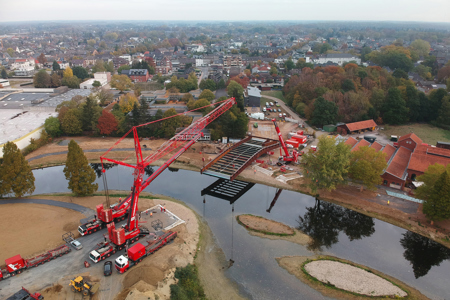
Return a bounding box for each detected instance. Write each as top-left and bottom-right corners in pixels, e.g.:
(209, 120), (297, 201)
(349, 146), (387, 191)
(81, 96), (100, 131)
(285, 58), (295, 71)
(198, 89), (215, 102)
(199, 79), (217, 91)
(409, 39), (431, 57)
(37, 53), (47, 64)
(72, 66), (89, 80)
(61, 108), (83, 135)
(310, 97), (338, 127)
(6, 48), (14, 57)
(227, 80), (244, 111)
(96, 88), (114, 106)
(301, 135), (351, 194)
(92, 60), (106, 73)
(1, 69), (7, 79)
(63, 67), (73, 78)
(33, 70), (51, 88)
(341, 78), (355, 92)
(118, 65), (131, 74)
(62, 76), (80, 88)
(52, 61), (60, 71)
(97, 110), (118, 135)
(50, 72), (61, 88)
(217, 78), (226, 89)
(269, 66), (278, 76)
(368, 45), (413, 72)
(87, 39), (96, 47)
(64, 140), (98, 196)
(119, 93), (138, 114)
(111, 74), (134, 92)
(44, 116), (62, 137)
(92, 80), (101, 88)
(422, 170), (450, 222)
(0, 141), (35, 197)
(436, 96), (450, 126)
(382, 88), (409, 125)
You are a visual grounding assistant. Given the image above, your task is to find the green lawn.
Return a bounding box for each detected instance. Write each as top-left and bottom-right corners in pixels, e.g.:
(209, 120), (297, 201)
(381, 123), (450, 145)
(261, 90), (287, 103)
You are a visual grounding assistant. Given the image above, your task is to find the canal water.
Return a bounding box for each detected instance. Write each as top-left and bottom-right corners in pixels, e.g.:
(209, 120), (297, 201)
(32, 165), (450, 300)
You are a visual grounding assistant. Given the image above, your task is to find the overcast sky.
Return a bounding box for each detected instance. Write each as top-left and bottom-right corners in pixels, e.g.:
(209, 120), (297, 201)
(1, 0), (449, 23)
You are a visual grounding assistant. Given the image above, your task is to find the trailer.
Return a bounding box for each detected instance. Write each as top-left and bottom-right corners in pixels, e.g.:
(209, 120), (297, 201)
(6, 287), (43, 300)
(89, 241), (118, 263)
(115, 231), (177, 273)
(0, 245), (70, 280)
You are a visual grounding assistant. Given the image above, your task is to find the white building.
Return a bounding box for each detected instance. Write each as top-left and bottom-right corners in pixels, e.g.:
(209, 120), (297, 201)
(313, 53), (361, 66)
(79, 72), (111, 89)
(119, 54), (132, 62)
(195, 59), (205, 67)
(0, 79), (10, 87)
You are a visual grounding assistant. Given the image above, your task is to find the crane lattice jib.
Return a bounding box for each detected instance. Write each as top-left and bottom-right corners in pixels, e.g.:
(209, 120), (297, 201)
(100, 97), (236, 233)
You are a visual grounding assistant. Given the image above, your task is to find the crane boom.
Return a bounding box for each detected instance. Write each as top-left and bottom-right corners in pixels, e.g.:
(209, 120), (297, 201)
(272, 118), (290, 157)
(101, 97), (236, 246)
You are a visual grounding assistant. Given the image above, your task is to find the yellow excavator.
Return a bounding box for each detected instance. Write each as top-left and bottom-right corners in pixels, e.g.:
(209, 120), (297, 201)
(69, 276), (100, 296)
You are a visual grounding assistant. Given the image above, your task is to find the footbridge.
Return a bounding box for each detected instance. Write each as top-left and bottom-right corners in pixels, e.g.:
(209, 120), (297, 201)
(201, 136), (280, 181)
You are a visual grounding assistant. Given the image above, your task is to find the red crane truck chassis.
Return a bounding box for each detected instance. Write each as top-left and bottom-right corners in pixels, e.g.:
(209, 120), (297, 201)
(0, 245), (70, 280)
(115, 231), (177, 273)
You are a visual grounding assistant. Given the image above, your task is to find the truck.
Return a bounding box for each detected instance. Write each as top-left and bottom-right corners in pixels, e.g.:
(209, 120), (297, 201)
(62, 232), (82, 250)
(115, 231), (177, 274)
(0, 245), (71, 280)
(78, 197), (132, 236)
(6, 287), (43, 300)
(89, 241), (118, 263)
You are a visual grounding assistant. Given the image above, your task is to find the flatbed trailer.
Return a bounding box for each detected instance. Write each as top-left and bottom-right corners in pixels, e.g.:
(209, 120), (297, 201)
(115, 231), (177, 273)
(0, 245), (70, 280)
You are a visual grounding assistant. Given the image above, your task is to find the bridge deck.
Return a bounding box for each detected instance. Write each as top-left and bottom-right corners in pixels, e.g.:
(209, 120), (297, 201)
(201, 136), (280, 181)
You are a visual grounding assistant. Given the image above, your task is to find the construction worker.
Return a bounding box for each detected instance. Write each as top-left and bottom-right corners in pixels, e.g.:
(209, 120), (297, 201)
(150, 212), (153, 218)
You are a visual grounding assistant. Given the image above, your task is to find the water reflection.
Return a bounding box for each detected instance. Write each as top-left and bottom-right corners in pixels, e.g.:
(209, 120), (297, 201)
(297, 199), (375, 251)
(90, 163), (117, 178)
(400, 231), (450, 278)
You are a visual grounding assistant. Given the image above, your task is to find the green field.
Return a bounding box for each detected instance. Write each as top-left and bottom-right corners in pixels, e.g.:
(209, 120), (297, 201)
(381, 123), (450, 145)
(261, 90), (287, 103)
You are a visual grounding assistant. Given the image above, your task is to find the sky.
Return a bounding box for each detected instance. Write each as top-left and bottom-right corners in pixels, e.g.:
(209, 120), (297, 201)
(0, 0), (449, 23)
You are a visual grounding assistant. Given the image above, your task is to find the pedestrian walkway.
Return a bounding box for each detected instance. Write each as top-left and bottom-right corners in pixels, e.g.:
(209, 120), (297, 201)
(385, 191), (423, 204)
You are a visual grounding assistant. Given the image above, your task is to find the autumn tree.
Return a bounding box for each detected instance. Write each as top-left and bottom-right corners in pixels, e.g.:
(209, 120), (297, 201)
(6, 48), (14, 57)
(37, 53), (47, 64)
(162, 108), (191, 138)
(50, 72), (61, 88)
(64, 140), (98, 196)
(97, 110), (118, 135)
(63, 67), (73, 78)
(33, 70), (51, 88)
(409, 39), (431, 57)
(111, 74), (134, 92)
(349, 146), (387, 191)
(61, 108), (83, 135)
(0, 142), (35, 197)
(199, 79), (217, 91)
(301, 135), (351, 194)
(119, 93), (138, 113)
(96, 88), (114, 106)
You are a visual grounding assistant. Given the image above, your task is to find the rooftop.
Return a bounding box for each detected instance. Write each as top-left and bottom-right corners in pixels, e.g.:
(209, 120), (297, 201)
(385, 147), (412, 179)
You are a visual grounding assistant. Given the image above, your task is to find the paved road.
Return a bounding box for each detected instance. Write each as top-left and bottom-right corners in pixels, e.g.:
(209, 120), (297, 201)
(0, 198), (95, 217)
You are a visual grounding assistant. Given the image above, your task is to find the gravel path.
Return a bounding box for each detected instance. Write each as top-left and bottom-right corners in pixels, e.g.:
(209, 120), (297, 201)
(27, 147), (153, 161)
(304, 260), (407, 297)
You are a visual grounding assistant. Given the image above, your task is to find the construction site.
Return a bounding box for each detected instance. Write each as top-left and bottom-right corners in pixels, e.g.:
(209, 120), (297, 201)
(0, 97), (314, 299)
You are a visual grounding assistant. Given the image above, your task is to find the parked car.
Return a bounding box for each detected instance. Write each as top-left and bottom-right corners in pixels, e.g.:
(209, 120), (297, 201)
(70, 240), (83, 250)
(104, 261), (112, 276)
(276, 104), (280, 107)
(270, 102), (274, 106)
(263, 107), (266, 112)
(278, 109), (281, 112)
(279, 113), (283, 118)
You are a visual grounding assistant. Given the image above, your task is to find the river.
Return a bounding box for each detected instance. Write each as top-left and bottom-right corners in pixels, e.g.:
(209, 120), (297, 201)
(32, 165), (450, 300)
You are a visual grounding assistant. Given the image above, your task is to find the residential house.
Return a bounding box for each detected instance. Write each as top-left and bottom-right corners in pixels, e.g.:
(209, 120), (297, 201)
(121, 69), (150, 82)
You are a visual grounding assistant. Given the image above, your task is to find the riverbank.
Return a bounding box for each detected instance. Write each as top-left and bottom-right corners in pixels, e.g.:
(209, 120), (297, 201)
(23, 137), (450, 249)
(276, 255), (429, 300)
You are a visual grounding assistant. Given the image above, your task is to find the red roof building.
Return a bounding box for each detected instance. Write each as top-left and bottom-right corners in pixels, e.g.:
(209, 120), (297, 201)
(337, 120), (378, 135)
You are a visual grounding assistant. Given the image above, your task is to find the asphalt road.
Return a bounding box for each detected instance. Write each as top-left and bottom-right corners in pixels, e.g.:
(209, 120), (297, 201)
(0, 198), (95, 217)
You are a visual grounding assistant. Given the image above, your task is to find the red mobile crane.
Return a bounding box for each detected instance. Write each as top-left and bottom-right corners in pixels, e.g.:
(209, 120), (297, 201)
(272, 118), (299, 163)
(99, 97), (236, 248)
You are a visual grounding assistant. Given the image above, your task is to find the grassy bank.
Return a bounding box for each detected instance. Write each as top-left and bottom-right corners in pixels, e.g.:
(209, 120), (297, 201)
(382, 123), (450, 145)
(261, 90), (287, 103)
